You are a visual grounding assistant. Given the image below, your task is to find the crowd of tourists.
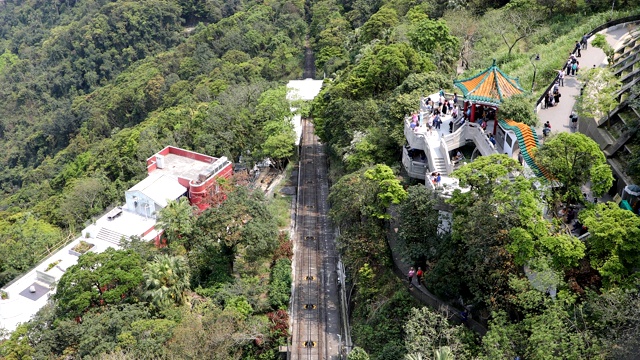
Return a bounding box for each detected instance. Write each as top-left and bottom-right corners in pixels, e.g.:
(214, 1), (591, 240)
(544, 34), (591, 110)
(409, 89), (461, 136)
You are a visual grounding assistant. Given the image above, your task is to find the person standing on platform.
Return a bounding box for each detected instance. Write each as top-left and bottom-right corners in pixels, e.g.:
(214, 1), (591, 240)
(553, 89), (561, 104)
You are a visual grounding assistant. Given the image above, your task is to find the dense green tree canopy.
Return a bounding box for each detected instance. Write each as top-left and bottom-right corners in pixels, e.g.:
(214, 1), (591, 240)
(329, 164), (406, 226)
(360, 7), (398, 43)
(408, 18), (460, 70)
(193, 187), (279, 269)
(54, 248), (144, 319)
(0, 212), (63, 286)
(144, 254), (191, 308)
(398, 185), (442, 264)
(534, 132), (614, 203)
(498, 95), (537, 126)
(579, 202), (640, 288)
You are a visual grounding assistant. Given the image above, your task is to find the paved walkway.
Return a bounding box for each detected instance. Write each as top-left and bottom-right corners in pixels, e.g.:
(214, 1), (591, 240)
(535, 26), (632, 138)
(387, 210), (487, 335)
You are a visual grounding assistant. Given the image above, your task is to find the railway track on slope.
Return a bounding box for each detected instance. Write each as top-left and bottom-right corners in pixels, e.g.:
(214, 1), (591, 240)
(291, 119), (341, 360)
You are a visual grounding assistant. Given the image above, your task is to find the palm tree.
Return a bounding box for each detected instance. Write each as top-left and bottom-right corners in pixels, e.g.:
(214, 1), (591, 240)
(155, 197), (196, 250)
(144, 254), (191, 308)
(434, 346), (454, 360)
(405, 353), (424, 360)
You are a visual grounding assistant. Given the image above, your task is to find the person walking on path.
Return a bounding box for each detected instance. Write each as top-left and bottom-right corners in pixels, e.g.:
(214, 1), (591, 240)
(581, 34), (588, 49)
(543, 121), (551, 139)
(570, 111), (579, 130)
(407, 267), (416, 288)
(558, 70), (564, 86)
(536, 24), (628, 149)
(574, 41), (582, 57)
(416, 267), (424, 286)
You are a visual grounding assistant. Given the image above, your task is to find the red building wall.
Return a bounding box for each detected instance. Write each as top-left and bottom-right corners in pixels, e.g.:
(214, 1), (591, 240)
(189, 163), (234, 210)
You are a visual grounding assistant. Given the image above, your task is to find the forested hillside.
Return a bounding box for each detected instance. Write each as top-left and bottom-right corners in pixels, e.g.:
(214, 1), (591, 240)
(0, 0), (304, 357)
(1, 0), (640, 358)
(0, 0), (304, 286)
(307, 0), (640, 358)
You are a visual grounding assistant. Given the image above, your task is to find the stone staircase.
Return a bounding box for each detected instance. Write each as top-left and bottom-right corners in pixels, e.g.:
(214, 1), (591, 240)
(96, 227), (128, 246)
(432, 156), (447, 173)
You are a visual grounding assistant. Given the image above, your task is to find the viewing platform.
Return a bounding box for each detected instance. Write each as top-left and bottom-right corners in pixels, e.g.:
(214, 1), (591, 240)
(402, 91), (546, 196)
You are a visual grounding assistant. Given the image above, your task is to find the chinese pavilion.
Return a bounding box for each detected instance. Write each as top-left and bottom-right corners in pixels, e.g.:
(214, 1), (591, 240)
(454, 60), (525, 134)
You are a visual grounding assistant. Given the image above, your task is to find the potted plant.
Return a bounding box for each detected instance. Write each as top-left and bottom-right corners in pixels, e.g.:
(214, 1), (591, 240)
(45, 260), (62, 272)
(70, 240), (95, 256)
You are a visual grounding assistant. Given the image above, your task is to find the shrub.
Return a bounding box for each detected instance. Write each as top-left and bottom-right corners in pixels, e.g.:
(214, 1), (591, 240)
(45, 260), (62, 272)
(272, 233), (293, 261)
(268, 258), (292, 310)
(72, 241), (94, 254)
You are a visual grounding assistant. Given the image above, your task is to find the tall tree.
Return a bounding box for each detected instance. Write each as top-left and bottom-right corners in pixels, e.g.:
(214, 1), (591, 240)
(344, 43), (429, 97)
(408, 18), (460, 71)
(534, 133), (614, 203)
(498, 95), (537, 126)
(579, 202), (640, 288)
(578, 67), (620, 128)
(155, 197), (196, 251)
(438, 155), (547, 310)
(144, 254), (191, 308)
(329, 164), (407, 227)
(398, 185), (442, 265)
(359, 7), (398, 44)
(442, 9), (480, 70)
(193, 187), (279, 272)
(403, 307), (468, 358)
(482, 7), (541, 58)
(261, 121), (295, 171)
(54, 248), (144, 319)
(348, 346), (370, 360)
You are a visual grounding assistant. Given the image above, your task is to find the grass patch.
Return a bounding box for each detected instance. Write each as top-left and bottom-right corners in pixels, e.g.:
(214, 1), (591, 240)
(268, 159), (297, 229)
(460, 10), (640, 101)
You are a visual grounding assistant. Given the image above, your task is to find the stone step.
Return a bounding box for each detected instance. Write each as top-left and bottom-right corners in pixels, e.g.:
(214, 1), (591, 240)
(432, 157), (447, 172)
(96, 227), (127, 246)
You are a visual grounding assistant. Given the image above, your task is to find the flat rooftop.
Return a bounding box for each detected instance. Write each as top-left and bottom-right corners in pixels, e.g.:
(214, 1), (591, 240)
(128, 172), (187, 207)
(287, 79), (324, 101)
(0, 209), (155, 335)
(153, 153), (215, 181)
(94, 209), (156, 238)
(0, 233), (120, 334)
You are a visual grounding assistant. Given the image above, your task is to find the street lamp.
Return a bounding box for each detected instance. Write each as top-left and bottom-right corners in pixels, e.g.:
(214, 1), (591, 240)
(530, 54), (540, 92)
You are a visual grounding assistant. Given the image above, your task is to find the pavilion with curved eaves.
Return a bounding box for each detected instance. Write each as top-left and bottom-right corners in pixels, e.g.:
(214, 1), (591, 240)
(454, 60), (525, 134)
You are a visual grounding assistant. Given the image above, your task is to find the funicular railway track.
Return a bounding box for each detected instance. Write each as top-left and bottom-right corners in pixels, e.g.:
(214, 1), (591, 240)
(291, 119), (340, 360)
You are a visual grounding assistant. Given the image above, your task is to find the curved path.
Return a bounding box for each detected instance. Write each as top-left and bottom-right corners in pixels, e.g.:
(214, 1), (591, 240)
(535, 25), (633, 137)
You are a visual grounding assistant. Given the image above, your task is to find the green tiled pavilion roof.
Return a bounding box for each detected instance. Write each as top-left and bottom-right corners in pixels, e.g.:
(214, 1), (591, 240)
(454, 60), (525, 105)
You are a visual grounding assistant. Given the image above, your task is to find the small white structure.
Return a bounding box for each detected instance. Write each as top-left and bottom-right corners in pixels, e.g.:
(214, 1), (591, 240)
(287, 78), (324, 145)
(125, 172), (187, 219)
